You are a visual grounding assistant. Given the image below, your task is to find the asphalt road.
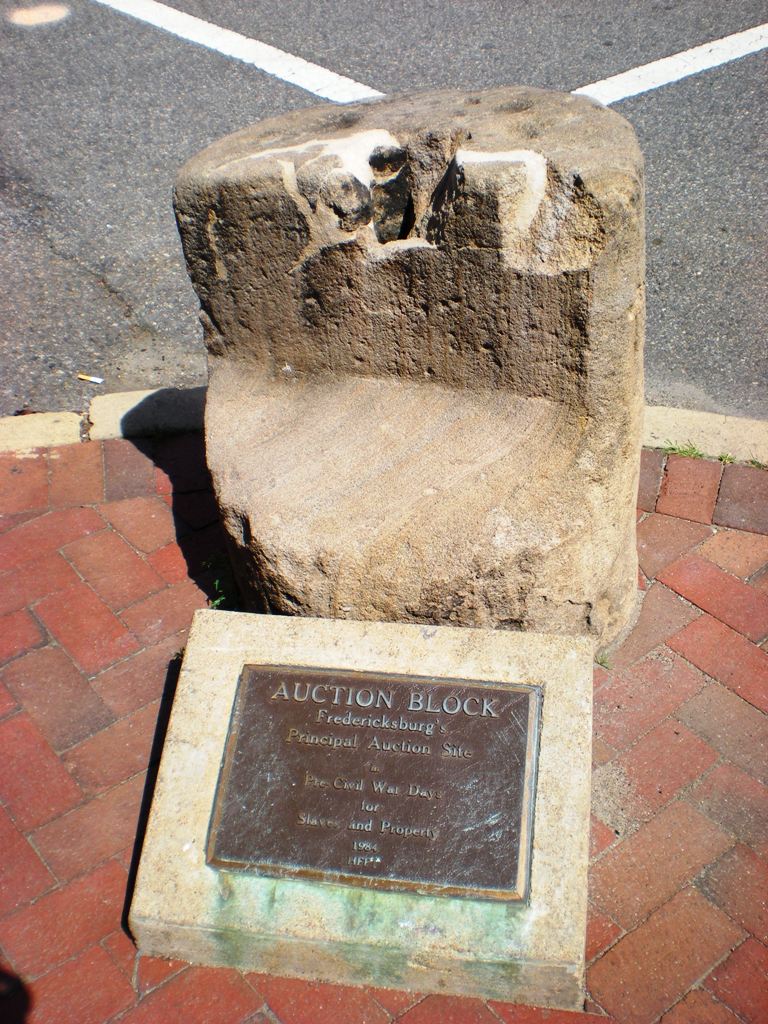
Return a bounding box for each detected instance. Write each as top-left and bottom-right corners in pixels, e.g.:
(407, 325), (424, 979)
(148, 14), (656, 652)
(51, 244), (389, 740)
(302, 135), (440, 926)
(1, 0), (765, 418)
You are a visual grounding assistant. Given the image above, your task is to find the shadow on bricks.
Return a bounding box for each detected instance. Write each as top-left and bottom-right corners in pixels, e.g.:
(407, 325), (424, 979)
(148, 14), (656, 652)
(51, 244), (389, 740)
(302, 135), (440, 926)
(0, 966), (31, 1024)
(120, 650), (183, 934)
(120, 394), (238, 611)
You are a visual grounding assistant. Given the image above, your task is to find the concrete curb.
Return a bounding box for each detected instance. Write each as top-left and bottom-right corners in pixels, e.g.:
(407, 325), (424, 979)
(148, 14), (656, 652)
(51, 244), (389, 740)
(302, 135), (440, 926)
(0, 410), (82, 451)
(88, 386), (207, 441)
(643, 405), (768, 464)
(0, 388), (766, 463)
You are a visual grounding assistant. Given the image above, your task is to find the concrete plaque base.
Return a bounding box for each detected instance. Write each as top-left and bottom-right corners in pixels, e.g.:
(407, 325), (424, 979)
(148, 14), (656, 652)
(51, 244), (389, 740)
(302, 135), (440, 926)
(129, 611), (593, 1009)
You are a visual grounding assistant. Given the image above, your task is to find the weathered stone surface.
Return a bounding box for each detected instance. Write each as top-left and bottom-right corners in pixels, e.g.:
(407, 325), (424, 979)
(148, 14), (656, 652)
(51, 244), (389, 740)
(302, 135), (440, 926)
(174, 87), (644, 645)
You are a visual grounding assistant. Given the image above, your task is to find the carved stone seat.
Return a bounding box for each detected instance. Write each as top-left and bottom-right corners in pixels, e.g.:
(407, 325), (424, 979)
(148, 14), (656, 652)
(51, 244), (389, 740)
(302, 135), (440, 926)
(174, 87), (644, 646)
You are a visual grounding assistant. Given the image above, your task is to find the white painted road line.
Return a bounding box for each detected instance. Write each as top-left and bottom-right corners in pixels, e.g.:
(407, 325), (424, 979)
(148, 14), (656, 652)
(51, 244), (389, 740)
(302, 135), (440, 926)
(574, 22), (768, 105)
(89, 0), (384, 103)
(91, 1), (767, 109)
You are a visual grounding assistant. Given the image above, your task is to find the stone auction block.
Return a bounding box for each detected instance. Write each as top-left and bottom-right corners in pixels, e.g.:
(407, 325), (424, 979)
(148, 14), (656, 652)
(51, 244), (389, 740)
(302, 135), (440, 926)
(130, 610), (593, 1008)
(174, 87), (644, 648)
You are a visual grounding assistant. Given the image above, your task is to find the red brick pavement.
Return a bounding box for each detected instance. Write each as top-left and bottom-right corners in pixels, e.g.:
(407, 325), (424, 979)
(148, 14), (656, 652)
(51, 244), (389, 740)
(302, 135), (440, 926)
(0, 439), (766, 1024)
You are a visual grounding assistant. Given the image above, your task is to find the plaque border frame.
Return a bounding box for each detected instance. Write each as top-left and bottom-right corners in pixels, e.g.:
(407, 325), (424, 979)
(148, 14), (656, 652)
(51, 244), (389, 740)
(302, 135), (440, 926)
(206, 664), (541, 902)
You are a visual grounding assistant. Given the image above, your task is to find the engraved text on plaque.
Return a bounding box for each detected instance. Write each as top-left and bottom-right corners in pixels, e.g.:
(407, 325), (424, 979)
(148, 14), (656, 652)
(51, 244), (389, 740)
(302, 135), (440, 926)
(208, 666), (540, 900)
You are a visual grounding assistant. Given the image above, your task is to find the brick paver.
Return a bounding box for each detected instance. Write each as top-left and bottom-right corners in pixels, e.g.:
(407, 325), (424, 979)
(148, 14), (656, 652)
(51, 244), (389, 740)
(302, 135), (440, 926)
(590, 802), (732, 930)
(677, 683), (768, 784)
(0, 509), (37, 534)
(685, 763), (768, 855)
(119, 578), (208, 644)
(585, 908), (623, 963)
(102, 439), (156, 502)
(669, 613), (768, 713)
(590, 815), (616, 859)
(0, 451), (48, 515)
(0, 805), (54, 918)
(0, 607), (43, 664)
(398, 995), (501, 1023)
(27, 944), (136, 1024)
(118, 966), (262, 1024)
(63, 701), (160, 795)
(698, 845), (768, 942)
(1, 645), (114, 751)
(101, 495), (177, 553)
(0, 859), (128, 978)
(366, 987), (424, 1017)
(614, 719), (718, 819)
(636, 514), (711, 580)
(0, 678), (18, 717)
(714, 463), (768, 534)
(636, 448), (665, 513)
(31, 772), (146, 881)
(152, 431), (212, 493)
(90, 632), (184, 717)
(660, 988), (742, 1024)
(491, 1007), (613, 1024)
(0, 714), (83, 830)
(147, 539), (189, 583)
(587, 888), (743, 1024)
(703, 937), (768, 1022)
(255, 975), (391, 1024)
(656, 455), (722, 524)
(659, 554), (768, 642)
(101, 926), (139, 981)
(0, 551), (80, 617)
(36, 581), (141, 675)
(49, 441), (105, 508)
(0, 437), (765, 1024)
(607, 584), (699, 671)
(593, 650), (704, 751)
(0, 506), (104, 570)
(134, 953), (186, 995)
(63, 530), (165, 611)
(699, 528), (768, 578)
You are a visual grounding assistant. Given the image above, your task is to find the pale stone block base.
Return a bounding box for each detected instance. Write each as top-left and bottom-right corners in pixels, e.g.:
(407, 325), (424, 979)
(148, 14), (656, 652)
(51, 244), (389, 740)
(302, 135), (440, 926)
(130, 611), (592, 1009)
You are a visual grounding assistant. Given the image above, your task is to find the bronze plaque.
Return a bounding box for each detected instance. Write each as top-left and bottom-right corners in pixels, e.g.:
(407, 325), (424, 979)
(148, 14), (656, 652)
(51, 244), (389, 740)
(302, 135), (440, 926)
(208, 665), (540, 901)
